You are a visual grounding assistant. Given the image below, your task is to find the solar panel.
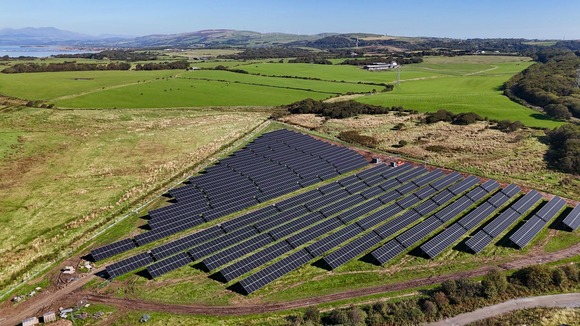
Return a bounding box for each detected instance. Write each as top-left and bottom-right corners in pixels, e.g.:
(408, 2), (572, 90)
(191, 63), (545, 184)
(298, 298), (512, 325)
(106, 252), (153, 279)
(501, 184), (521, 198)
(91, 238), (136, 262)
(286, 218), (344, 248)
(562, 203), (580, 231)
(318, 182), (342, 195)
(509, 215), (546, 249)
(430, 172), (463, 191)
(420, 223), (466, 259)
(150, 226), (225, 261)
(447, 175), (480, 195)
(464, 231), (494, 254)
(269, 212), (324, 240)
(306, 223), (364, 257)
(189, 225), (259, 260)
(216, 241), (293, 282)
(413, 200), (439, 216)
(396, 195), (421, 209)
(479, 180), (500, 193)
(396, 167), (428, 183)
(201, 233), (274, 271)
(321, 232), (382, 269)
(481, 208), (521, 238)
(370, 240), (405, 265)
(431, 190), (455, 205)
(254, 205), (309, 232)
(336, 198), (384, 224)
(535, 197), (566, 222)
(146, 252), (193, 279)
(374, 210), (421, 239)
(397, 216), (443, 248)
(220, 205), (279, 233)
(237, 249), (313, 295)
(412, 169), (445, 187)
(509, 190), (542, 214)
(414, 186), (438, 200)
(434, 196), (473, 223)
(345, 181), (370, 194)
(305, 189), (350, 211)
(457, 202), (497, 230)
(357, 205), (402, 230)
(319, 195), (366, 218)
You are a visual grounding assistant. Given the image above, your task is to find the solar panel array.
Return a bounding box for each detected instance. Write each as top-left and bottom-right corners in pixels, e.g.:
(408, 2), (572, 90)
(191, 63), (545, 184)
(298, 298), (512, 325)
(509, 196), (566, 248)
(90, 129), (368, 262)
(89, 129), (579, 296)
(419, 184), (520, 259)
(465, 190), (543, 253)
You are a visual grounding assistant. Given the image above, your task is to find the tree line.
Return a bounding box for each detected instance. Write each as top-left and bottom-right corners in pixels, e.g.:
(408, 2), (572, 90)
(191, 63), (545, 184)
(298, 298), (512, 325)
(281, 98), (399, 119)
(134, 60), (189, 70)
(545, 124), (580, 174)
(1, 61), (131, 73)
(54, 50), (159, 61)
(287, 264), (580, 326)
(504, 49), (580, 120)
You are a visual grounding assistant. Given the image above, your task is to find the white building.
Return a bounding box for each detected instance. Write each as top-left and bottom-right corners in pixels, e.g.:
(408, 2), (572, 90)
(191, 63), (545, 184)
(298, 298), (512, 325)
(363, 61), (398, 71)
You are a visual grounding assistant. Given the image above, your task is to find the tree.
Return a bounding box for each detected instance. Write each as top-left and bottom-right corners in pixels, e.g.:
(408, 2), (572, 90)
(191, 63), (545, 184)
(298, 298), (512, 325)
(421, 300), (438, 316)
(515, 265), (553, 292)
(346, 306), (367, 326)
(328, 309), (349, 325)
(482, 269), (508, 298)
(432, 291), (450, 308)
(545, 104), (572, 120)
(304, 306), (320, 324)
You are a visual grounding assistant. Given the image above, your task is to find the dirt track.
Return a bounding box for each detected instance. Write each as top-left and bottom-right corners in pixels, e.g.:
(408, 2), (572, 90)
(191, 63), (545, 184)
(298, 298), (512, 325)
(3, 240), (579, 325)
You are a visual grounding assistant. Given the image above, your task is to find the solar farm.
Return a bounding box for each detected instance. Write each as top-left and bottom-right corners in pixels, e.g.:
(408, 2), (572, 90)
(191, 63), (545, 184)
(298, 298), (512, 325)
(90, 129), (580, 296)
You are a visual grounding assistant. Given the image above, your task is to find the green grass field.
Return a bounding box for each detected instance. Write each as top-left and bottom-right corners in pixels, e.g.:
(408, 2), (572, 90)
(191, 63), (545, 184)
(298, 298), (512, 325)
(0, 107), (268, 289)
(0, 55), (555, 130)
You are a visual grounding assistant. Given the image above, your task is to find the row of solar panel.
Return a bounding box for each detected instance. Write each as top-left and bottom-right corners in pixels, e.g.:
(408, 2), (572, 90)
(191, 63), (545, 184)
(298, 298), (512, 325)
(106, 164), (415, 279)
(90, 129), (368, 262)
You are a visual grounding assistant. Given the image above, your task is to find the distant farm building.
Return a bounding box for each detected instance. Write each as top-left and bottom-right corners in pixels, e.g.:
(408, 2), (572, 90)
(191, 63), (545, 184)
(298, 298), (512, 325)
(21, 317), (39, 326)
(363, 61), (398, 71)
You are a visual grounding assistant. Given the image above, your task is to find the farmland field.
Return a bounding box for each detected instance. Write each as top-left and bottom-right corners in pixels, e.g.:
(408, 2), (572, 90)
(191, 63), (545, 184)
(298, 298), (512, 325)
(0, 55), (559, 129)
(0, 107), (268, 289)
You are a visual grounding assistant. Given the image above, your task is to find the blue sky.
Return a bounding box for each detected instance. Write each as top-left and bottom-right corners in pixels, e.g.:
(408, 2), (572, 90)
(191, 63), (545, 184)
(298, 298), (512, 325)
(1, 0), (578, 39)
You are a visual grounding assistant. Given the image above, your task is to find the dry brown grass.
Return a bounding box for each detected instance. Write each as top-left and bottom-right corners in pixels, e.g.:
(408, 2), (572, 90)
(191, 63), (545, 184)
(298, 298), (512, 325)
(281, 113), (579, 200)
(0, 108), (268, 287)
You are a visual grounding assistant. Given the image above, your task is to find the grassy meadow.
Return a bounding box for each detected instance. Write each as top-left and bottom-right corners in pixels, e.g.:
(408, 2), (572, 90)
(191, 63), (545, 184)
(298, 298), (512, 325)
(0, 107), (268, 289)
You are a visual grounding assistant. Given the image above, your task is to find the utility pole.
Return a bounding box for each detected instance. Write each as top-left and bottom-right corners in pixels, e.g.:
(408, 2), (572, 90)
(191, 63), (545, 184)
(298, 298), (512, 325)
(396, 64), (401, 86)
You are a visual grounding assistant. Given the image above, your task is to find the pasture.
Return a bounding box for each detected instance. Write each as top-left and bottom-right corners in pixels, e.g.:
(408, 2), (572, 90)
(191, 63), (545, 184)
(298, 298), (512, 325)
(0, 55), (561, 128)
(0, 107), (268, 289)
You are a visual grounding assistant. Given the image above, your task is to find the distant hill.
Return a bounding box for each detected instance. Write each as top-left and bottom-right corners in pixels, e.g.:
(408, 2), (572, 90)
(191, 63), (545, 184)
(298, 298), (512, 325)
(0, 27), (99, 45)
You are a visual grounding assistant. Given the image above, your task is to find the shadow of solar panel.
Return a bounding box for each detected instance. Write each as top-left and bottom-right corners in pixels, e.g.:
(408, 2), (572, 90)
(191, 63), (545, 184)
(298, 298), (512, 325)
(150, 226), (224, 261)
(306, 223), (364, 257)
(147, 252), (193, 279)
(201, 233), (274, 271)
(562, 203), (580, 231)
(216, 240), (293, 282)
(509, 215), (546, 249)
(237, 249), (313, 295)
(106, 252), (154, 279)
(91, 238), (136, 262)
(370, 240), (405, 265)
(322, 232), (382, 269)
